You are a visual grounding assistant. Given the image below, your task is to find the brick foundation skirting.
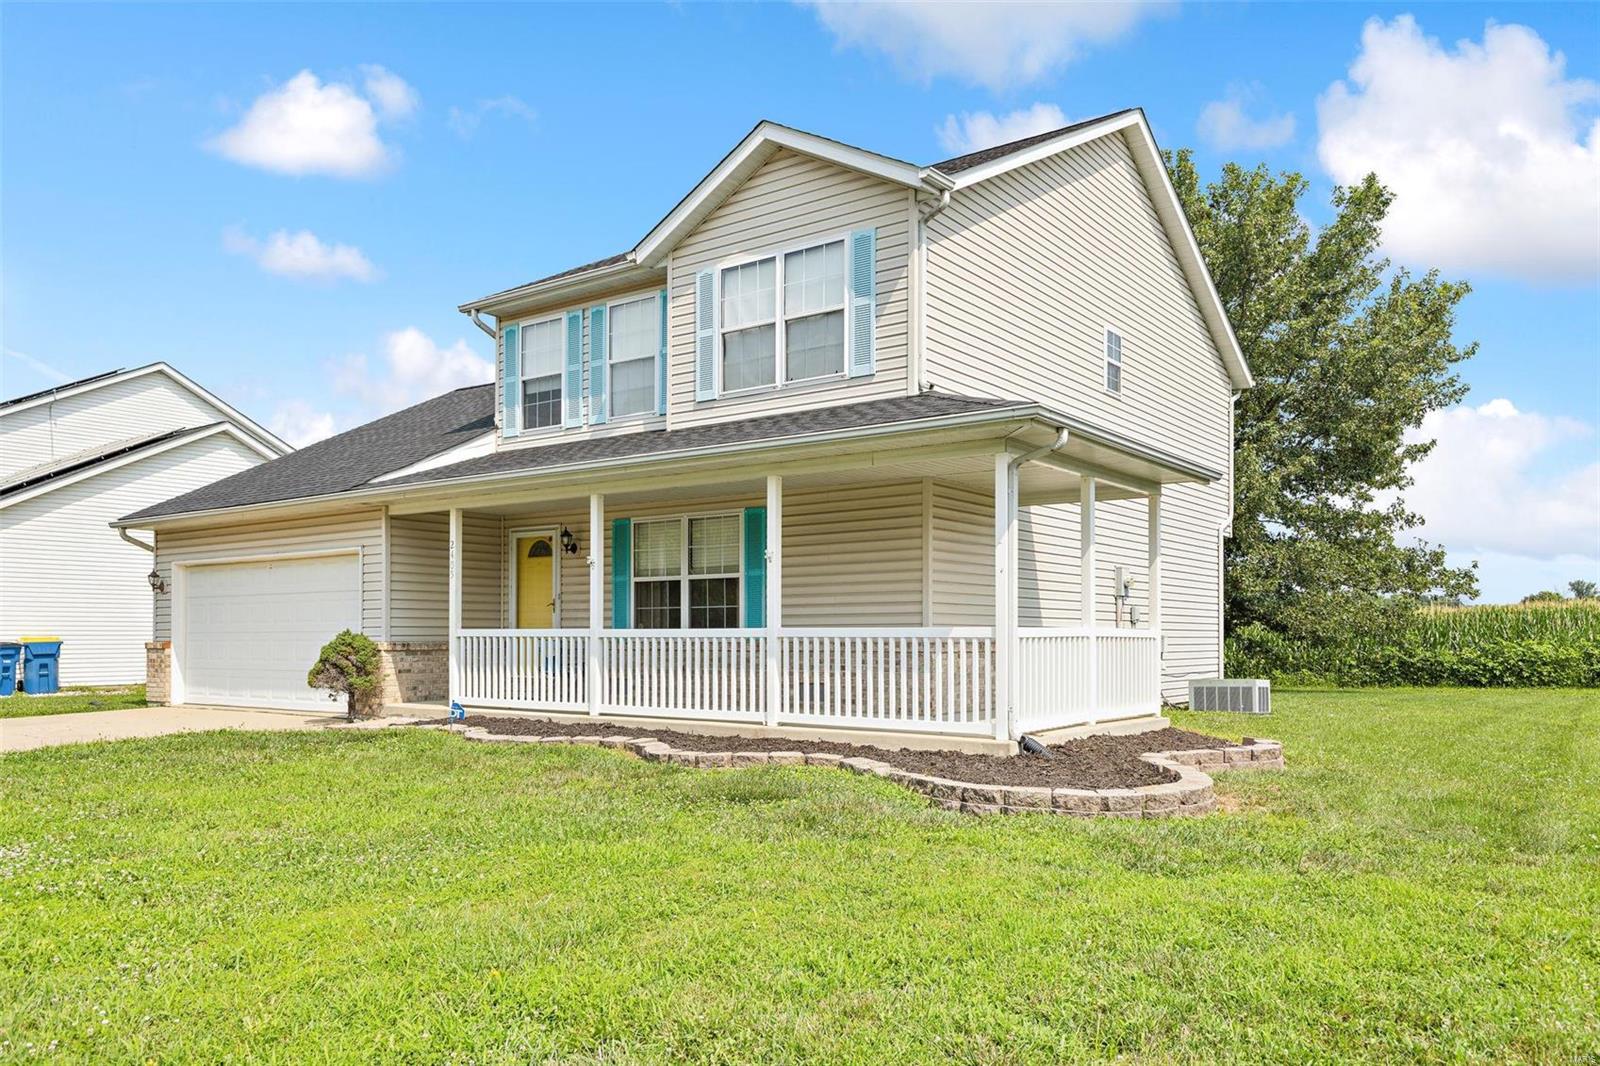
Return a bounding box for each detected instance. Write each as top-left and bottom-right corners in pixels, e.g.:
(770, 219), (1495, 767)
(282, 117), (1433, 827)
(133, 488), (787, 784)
(144, 641), (171, 705)
(344, 717), (1284, 819)
(373, 642), (447, 710)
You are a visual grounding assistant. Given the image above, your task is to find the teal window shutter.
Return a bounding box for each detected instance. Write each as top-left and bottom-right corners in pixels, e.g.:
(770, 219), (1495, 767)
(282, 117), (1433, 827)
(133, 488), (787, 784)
(611, 518), (632, 628)
(656, 288), (669, 416)
(742, 507), (766, 628)
(589, 304), (608, 425)
(847, 229), (876, 378)
(501, 324), (520, 438)
(564, 311), (584, 427)
(694, 270), (717, 400)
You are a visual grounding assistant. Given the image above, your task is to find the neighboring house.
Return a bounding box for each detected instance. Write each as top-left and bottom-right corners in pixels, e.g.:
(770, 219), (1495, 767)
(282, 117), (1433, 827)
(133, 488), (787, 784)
(116, 109), (1252, 747)
(0, 364), (290, 686)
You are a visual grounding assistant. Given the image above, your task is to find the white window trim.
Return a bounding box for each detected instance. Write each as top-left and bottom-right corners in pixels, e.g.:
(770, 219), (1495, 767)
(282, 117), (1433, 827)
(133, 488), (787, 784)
(515, 311), (567, 437)
(629, 510), (745, 630)
(605, 291), (660, 424)
(1104, 326), (1125, 397)
(506, 526), (562, 628)
(714, 230), (852, 398)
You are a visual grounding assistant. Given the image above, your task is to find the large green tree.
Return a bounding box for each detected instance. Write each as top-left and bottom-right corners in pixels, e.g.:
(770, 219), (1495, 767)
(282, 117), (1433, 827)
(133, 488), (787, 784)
(1166, 151), (1479, 643)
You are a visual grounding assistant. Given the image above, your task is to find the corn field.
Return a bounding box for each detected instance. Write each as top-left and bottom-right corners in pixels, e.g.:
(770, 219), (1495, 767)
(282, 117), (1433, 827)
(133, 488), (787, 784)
(1227, 600), (1600, 687)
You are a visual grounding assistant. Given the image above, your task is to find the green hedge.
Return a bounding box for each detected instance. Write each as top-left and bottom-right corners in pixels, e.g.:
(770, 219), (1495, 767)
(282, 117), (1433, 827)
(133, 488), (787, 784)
(1226, 606), (1600, 687)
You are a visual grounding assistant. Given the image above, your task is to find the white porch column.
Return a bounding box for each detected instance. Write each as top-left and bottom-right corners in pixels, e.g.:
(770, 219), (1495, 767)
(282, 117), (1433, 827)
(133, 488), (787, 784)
(447, 507), (463, 708)
(1147, 489), (1162, 637)
(1080, 477), (1098, 713)
(587, 493), (604, 716)
(993, 453), (1015, 741)
(764, 475), (782, 727)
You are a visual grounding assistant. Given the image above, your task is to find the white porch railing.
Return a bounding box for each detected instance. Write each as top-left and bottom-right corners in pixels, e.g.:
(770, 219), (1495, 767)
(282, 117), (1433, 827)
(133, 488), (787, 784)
(454, 625), (1155, 738)
(599, 631), (765, 721)
(456, 630), (588, 711)
(777, 627), (995, 735)
(1015, 627), (1161, 731)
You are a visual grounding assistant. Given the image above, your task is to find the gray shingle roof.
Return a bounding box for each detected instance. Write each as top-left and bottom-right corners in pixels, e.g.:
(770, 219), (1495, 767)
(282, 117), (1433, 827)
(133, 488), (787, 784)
(931, 109), (1137, 174)
(122, 384), (495, 522)
(121, 391), (1026, 522)
(1, 425), (214, 498)
(379, 393), (1022, 489)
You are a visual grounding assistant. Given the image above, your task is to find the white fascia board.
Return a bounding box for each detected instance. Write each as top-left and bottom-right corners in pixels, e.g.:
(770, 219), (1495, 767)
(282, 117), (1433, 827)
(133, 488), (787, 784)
(0, 362), (294, 455)
(0, 423), (267, 512)
(368, 431), (497, 483)
(937, 110), (1253, 391)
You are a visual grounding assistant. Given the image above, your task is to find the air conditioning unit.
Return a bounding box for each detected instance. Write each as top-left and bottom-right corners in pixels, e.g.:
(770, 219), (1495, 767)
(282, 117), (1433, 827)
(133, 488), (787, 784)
(1188, 678), (1271, 714)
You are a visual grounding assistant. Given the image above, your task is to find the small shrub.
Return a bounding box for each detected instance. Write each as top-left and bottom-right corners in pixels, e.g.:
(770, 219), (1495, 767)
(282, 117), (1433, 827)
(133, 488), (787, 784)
(307, 630), (381, 719)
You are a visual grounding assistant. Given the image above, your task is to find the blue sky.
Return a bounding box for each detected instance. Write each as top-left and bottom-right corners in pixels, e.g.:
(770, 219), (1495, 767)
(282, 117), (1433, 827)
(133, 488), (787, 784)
(3, 2), (1596, 601)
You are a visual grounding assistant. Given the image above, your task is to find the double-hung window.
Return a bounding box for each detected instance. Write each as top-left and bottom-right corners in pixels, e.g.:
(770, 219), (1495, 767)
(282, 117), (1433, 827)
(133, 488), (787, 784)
(1104, 328), (1123, 394)
(520, 317), (564, 430)
(630, 514), (741, 629)
(609, 293), (658, 418)
(719, 237), (846, 392)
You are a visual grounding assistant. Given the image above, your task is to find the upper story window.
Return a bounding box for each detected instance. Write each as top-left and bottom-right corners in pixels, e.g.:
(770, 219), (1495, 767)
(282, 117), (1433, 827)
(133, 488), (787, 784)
(1104, 328), (1123, 394)
(631, 513), (741, 629)
(719, 237), (846, 393)
(520, 316), (564, 429)
(609, 294), (658, 418)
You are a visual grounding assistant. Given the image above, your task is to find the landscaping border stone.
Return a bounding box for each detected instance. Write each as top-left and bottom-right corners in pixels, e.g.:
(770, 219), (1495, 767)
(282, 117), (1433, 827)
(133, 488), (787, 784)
(334, 716), (1286, 819)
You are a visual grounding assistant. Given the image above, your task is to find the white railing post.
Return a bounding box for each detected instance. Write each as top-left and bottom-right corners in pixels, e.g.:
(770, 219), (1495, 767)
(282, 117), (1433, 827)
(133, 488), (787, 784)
(588, 493), (604, 716)
(993, 453), (1014, 741)
(1080, 477), (1097, 715)
(448, 507), (463, 708)
(764, 475), (782, 727)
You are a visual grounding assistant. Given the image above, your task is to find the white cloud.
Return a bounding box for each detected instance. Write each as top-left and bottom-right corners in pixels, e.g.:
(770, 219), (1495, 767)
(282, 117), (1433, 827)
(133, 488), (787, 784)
(1197, 84), (1295, 151)
(447, 96), (536, 139)
(360, 64), (419, 120)
(805, 1), (1163, 91)
(936, 103), (1068, 156)
(208, 67), (417, 178)
(223, 226), (379, 282)
(268, 399), (339, 448)
(275, 327), (493, 447)
(1317, 16), (1600, 282)
(1401, 398), (1599, 562)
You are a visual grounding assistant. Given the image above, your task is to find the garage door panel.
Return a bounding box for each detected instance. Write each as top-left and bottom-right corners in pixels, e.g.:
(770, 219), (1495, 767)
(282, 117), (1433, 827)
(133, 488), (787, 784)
(182, 555), (361, 712)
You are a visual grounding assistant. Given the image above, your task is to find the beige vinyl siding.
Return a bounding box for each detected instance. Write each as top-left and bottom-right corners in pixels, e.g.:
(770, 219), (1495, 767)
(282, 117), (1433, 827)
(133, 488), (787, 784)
(386, 513), (447, 640)
(666, 149), (912, 428)
(0, 434), (263, 685)
(153, 509), (386, 641)
(1, 373), (243, 480)
(923, 129), (1233, 699)
(928, 482), (992, 625)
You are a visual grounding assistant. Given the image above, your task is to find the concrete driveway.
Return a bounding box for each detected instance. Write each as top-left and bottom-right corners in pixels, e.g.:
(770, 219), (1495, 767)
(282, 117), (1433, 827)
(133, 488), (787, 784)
(0, 705), (334, 754)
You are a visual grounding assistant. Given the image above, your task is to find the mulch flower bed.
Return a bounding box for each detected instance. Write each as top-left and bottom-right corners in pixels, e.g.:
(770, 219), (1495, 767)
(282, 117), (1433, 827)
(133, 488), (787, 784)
(441, 715), (1237, 790)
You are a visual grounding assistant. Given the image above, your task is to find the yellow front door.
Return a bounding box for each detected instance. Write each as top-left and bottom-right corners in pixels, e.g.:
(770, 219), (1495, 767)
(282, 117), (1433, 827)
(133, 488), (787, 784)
(515, 535), (555, 628)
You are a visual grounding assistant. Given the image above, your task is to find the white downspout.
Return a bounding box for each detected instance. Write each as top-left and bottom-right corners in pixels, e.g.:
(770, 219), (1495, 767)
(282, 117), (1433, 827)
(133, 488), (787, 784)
(915, 185), (951, 394)
(466, 308), (497, 339)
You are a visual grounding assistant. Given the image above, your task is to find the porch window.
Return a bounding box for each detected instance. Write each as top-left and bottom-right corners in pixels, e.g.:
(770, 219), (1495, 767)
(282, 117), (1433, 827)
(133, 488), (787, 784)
(630, 513), (741, 629)
(520, 316), (564, 429)
(609, 293), (658, 418)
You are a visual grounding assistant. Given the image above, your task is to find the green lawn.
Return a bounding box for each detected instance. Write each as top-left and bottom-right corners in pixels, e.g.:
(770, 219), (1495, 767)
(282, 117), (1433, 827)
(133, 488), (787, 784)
(1, 689), (1596, 1064)
(0, 685), (145, 720)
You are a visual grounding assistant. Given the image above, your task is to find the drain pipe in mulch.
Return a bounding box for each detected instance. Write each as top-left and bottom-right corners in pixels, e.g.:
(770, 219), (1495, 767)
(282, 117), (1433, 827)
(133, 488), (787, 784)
(1019, 734), (1056, 758)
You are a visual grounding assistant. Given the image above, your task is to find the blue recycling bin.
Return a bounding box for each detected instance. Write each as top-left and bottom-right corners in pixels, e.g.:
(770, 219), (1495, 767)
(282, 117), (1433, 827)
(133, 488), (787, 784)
(21, 639), (62, 695)
(0, 643), (20, 697)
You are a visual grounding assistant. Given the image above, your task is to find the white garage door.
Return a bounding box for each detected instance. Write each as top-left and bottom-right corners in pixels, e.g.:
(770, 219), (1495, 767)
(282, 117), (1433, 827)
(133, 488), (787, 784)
(181, 554), (361, 712)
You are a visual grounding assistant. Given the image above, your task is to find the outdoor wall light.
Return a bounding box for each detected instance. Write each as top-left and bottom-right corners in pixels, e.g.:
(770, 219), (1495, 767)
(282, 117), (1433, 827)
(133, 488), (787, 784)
(147, 569), (168, 594)
(559, 527), (579, 555)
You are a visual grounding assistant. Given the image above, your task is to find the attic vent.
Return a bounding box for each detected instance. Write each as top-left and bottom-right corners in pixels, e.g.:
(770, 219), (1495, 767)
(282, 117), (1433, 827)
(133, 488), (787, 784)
(1188, 679), (1271, 714)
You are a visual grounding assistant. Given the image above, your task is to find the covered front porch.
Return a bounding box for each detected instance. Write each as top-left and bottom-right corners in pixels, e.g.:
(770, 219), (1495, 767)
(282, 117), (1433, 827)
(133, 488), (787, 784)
(395, 414), (1194, 747)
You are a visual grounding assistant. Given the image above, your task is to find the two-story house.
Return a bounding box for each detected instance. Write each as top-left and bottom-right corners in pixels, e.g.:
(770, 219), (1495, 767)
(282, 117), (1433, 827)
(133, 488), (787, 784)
(117, 109), (1251, 748)
(1, 363), (290, 686)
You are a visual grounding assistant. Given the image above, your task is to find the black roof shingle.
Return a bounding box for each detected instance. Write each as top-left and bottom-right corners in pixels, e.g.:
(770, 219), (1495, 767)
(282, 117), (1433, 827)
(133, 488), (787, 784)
(122, 384), (495, 522)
